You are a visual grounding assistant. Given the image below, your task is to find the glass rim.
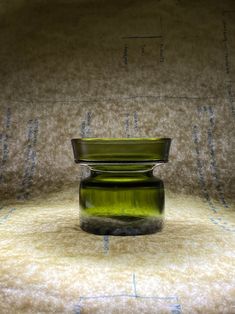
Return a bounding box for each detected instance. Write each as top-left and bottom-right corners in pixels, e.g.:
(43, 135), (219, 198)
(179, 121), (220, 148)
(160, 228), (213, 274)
(71, 137), (172, 163)
(71, 137), (172, 143)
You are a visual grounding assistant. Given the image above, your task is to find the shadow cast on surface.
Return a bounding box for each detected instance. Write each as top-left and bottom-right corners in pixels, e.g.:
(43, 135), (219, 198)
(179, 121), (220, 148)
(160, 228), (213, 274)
(28, 217), (218, 263)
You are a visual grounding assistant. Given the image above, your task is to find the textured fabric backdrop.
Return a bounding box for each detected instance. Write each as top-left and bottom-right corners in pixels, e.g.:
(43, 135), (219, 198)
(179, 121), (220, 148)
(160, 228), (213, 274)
(0, 0), (235, 313)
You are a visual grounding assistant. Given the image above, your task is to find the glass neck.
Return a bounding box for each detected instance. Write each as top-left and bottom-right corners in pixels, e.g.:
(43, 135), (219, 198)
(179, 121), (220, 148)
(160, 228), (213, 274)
(87, 163), (160, 174)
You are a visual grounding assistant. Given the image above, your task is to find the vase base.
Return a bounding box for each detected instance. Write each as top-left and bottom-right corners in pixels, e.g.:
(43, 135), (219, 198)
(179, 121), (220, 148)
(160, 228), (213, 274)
(80, 215), (164, 236)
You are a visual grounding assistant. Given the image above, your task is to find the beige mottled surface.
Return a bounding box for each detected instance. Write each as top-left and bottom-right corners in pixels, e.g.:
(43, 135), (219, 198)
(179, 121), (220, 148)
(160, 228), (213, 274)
(0, 186), (235, 313)
(0, 0), (235, 313)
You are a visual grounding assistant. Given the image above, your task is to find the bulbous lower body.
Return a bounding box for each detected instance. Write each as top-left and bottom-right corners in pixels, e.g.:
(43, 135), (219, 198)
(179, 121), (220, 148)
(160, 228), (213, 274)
(79, 170), (165, 236)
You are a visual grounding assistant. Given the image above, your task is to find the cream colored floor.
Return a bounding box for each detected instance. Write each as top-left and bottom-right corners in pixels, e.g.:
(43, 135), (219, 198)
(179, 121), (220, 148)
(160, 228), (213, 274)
(0, 184), (234, 314)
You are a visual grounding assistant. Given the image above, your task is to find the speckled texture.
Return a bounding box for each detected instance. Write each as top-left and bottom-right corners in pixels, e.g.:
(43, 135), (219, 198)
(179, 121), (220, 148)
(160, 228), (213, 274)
(0, 0), (235, 313)
(0, 186), (235, 313)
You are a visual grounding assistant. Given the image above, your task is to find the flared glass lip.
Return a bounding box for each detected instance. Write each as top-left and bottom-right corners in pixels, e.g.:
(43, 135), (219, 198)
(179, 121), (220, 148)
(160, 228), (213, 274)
(71, 137), (172, 164)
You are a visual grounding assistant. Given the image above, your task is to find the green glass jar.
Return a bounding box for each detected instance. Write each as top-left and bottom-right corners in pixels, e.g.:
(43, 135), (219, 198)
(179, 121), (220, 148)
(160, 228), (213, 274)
(71, 138), (171, 236)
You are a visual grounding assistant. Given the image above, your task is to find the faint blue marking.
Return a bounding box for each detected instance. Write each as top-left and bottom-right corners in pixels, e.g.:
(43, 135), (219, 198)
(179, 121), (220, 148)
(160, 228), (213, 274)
(205, 106), (229, 209)
(77, 294), (178, 301)
(192, 125), (217, 213)
(170, 303), (182, 314)
(132, 273), (138, 297)
(209, 217), (235, 233)
(73, 273), (181, 313)
(193, 117), (235, 234)
(74, 304), (81, 314)
(17, 118), (39, 200)
(0, 208), (16, 224)
(103, 235), (109, 254)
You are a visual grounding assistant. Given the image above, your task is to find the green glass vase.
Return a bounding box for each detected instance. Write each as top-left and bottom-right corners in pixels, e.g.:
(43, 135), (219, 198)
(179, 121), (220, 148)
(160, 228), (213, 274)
(71, 138), (171, 236)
